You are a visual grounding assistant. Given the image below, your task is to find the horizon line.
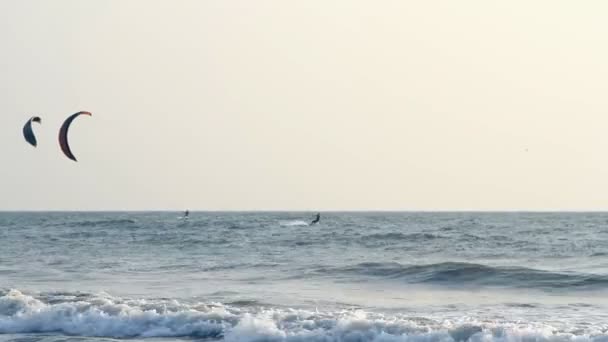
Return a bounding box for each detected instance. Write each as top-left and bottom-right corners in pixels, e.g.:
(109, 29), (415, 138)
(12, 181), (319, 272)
(3, 209), (608, 213)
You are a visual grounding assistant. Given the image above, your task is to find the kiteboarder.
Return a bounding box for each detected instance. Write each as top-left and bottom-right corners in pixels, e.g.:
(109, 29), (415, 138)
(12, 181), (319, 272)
(310, 213), (320, 225)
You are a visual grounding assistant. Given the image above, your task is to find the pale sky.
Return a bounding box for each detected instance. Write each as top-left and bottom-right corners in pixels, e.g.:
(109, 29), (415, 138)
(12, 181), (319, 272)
(2, 1), (608, 211)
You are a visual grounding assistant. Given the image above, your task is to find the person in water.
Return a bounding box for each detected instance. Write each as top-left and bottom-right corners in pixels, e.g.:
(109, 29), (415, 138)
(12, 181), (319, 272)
(184, 210), (189, 218)
(310, 213), (320, 225)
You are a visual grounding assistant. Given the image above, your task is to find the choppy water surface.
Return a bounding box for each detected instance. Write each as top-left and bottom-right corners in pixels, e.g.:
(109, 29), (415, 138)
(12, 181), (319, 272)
(2, 212), (608, 342)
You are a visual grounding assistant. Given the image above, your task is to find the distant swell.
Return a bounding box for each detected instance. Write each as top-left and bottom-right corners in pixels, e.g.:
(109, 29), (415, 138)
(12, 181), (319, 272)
(0, 289), (606, 341)
(363, 232), (441, 241)
(59, 219), (137, 228)
(315, 262), (608, 289)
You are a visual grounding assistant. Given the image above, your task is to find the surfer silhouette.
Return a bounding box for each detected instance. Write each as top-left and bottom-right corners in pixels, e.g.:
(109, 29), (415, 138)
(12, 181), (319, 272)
(310, 213), (320, 225)
(184, 210), (189, 218)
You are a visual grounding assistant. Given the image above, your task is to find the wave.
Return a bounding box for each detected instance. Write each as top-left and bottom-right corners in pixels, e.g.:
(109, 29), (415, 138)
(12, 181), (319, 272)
(52, 219), (137, 229)
(314, 262), (608, 289)
(0, 289), (606, 341)
(363, 232), (441, 241)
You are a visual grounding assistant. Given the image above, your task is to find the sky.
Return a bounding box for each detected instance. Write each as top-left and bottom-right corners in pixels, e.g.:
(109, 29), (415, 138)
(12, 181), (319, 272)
(2, 1), (608, 211)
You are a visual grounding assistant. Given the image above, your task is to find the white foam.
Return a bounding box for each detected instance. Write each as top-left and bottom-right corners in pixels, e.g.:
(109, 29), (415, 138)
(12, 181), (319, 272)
(280, 221), (310, 227)
(0, 290), (233, 338)
(225, 314), (286, 342)
(0, 290), (606, 341)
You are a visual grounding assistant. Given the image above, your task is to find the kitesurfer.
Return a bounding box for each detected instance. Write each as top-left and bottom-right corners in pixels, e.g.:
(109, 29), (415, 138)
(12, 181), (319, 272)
(310, 213), (320, 225)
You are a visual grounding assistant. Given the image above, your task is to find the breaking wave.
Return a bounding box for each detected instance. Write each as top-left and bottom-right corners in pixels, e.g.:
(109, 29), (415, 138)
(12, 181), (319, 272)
(0, 289), (606, 341)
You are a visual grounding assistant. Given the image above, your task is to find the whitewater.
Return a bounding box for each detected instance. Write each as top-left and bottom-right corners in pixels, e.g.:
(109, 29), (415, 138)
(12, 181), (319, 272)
(2, 212), (608, 342)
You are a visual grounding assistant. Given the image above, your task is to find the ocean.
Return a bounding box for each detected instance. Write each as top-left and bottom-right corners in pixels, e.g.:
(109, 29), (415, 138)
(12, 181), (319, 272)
(1, 212), (608, 342)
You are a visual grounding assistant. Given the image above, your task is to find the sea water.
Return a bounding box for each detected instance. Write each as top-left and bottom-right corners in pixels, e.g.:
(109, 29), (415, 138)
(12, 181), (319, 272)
(1, 212), (608, 342)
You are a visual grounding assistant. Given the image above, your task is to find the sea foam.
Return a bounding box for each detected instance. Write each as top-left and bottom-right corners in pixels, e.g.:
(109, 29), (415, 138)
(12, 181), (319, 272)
(0, 290), (606, 341)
